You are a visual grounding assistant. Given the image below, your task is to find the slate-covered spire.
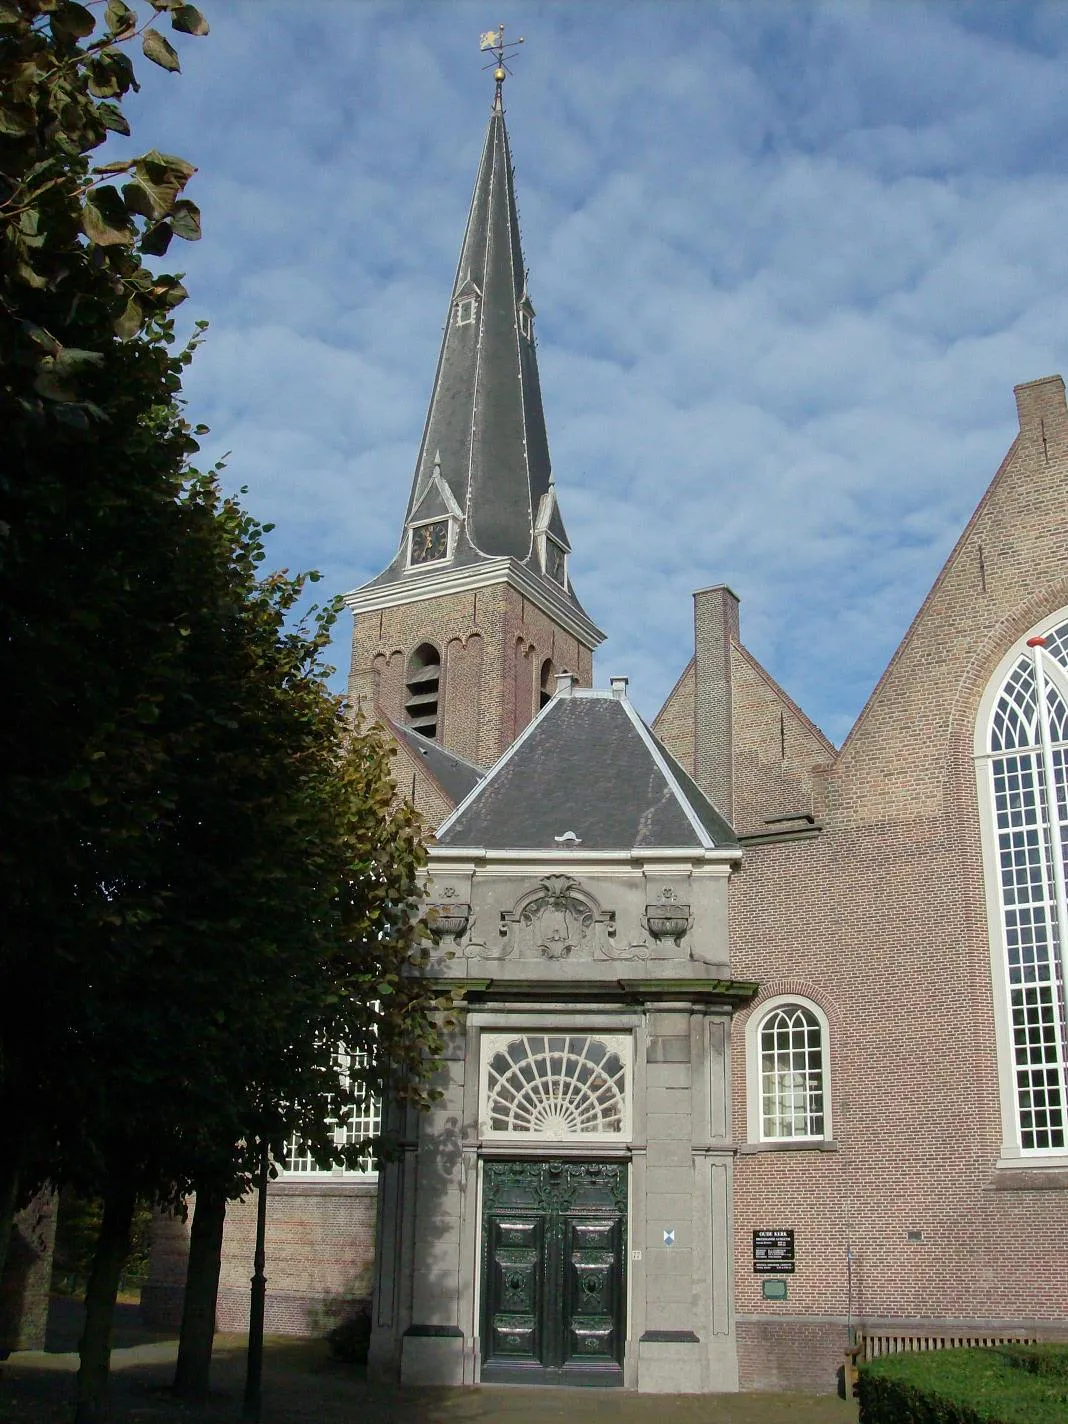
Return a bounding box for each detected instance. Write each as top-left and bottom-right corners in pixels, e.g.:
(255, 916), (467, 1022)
(356, 84), (596, 629)
(406, 86), (551, 557)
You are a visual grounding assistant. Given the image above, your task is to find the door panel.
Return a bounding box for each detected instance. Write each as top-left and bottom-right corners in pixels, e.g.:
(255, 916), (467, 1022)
(485, 1217), (542, 1364)
(481, 1160), (626, 1387)
(563, 1217), (622, 1371)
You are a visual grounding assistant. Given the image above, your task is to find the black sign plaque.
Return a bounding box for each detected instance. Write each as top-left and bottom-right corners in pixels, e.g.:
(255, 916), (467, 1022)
(753, 1228), (795, 1274)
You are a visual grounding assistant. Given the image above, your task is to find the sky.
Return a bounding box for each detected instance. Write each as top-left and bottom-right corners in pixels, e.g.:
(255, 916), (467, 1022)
(112, 0), (1068, 746)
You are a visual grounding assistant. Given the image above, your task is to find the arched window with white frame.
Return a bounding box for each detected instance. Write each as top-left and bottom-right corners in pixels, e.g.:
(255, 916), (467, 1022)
(976, 615), (1068, 1159)
(745, 995), (830, 1143)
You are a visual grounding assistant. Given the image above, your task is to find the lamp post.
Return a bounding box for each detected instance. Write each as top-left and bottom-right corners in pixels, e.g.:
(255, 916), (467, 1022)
(242, 1139), (269, 1421)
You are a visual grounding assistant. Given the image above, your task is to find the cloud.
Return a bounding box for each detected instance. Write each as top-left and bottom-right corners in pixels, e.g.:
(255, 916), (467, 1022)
(119, 0), (1068, 748)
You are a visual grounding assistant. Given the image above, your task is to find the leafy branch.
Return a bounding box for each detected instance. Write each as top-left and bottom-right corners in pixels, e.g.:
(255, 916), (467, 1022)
(0, 0), (209, 417)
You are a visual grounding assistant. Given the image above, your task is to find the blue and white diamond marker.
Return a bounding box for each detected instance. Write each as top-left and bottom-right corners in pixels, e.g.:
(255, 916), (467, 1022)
(663, 1229), (675, 1246)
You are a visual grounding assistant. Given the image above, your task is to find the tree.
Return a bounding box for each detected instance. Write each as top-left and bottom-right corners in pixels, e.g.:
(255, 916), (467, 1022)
(1, 5), (447, 1420)
(1, 0), (211, 1285)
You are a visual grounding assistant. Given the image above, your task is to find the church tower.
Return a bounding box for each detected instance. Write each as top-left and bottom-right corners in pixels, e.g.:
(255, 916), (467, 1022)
(345, 79), (603, 769)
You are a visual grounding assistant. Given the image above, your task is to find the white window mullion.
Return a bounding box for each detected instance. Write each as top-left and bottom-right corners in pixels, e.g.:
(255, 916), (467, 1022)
(1032, 644), (1068, 1033)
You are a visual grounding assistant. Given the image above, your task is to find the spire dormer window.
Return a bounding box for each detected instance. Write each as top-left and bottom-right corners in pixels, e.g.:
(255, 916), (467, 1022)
(542, 535), (566, 587)
(518, 293), (535, 342)
(456, 296), (478, 326)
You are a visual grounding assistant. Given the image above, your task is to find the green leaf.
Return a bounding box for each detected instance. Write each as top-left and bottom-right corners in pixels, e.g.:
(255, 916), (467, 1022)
(122, 180), (156, 218)
(20, 322), (61, 354)
(131, 151), (197, 215)
(148, 0), (184, 9)
(114, 295), (143, 339)
(16, 261), (48, 290)
(169, 198), (201, 242)
(52, 348), (105, 375)
(140, 220), (173, 256)
(34, 370), (78, 402)
(143, 27), (181, 71)
(94, 159), (136, 176)
(0, 2), (21, 21)
(154, 277), (188, 309)
(0, 103), (35, 136)
(87, 49), (139, 97)
(171, 4), (209, 35)
(105, 0), (137, 34)
(96, 102), (131, 136)
(51, 2), (96, 41)
(83, 185), (136, 246)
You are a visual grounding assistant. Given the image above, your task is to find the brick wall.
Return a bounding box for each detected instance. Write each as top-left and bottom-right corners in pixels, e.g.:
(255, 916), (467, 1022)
(652, 658), (696, 771)
(143, 1181), (377, 1339)
(725, 377), (1068, 1391)
(0, 1190), (56, 1351)
(729, 643), (835, 838)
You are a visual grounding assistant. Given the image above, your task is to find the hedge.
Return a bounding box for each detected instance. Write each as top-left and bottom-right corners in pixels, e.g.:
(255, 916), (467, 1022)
(858, 1346), (1068, 1424)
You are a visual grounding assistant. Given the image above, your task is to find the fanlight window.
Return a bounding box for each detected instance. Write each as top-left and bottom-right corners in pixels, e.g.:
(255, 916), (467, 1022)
(283, 1049), (380, 1176)
(981, 622), (1068, 1152)
(481, 1033), (631, 1140)
(759, 1005), (825, 1140)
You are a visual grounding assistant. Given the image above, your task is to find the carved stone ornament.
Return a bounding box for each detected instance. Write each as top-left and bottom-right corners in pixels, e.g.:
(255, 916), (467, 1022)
(496, 875), (618, 961)
(426, 902), (471, 940)
(643, 888), (692, 944)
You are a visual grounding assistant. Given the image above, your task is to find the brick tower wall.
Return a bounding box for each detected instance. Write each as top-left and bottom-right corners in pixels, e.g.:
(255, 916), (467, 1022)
(349, 583), (593, 769)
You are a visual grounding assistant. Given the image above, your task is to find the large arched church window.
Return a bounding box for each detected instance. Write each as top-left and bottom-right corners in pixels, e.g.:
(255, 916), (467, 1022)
(404, 643), (441, 739)
(479, 1033), (632, 1141)
(977, 616), (1068, 1156)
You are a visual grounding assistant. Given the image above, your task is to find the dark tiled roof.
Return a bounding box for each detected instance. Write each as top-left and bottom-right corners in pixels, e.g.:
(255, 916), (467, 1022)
(388, 720), (484, 807)
(437, 694), (738, 851)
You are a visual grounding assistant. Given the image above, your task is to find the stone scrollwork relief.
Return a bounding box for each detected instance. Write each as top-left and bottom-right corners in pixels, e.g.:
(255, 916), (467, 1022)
(494, 875), (622, 961)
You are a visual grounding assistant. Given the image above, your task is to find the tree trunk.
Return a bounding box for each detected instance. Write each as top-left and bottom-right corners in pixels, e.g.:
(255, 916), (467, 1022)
(173, 1188), (226, 1401)
(74, 1170), (136, 1424)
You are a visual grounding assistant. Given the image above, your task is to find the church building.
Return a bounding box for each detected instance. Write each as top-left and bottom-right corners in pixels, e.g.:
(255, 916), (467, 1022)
(144, 67), (1068, 1394)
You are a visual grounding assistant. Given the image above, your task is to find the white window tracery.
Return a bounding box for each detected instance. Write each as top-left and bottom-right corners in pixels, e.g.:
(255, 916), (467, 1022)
(744, 995), (830, 1144)
(479, 1032), (631, 1141)
(978, 619), (1068, 1155)
(282, 1049), (380, 1177)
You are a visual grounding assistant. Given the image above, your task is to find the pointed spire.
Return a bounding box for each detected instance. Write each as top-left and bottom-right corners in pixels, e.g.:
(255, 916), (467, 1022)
(348, 70), (603, 658)
(402, 99), (552, 562)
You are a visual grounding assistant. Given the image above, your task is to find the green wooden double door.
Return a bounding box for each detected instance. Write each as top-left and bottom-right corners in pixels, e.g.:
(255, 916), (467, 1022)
(480, 1159), (627, 1387)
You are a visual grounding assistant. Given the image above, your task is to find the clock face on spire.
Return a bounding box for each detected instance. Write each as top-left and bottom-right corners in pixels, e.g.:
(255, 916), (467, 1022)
(410, 519), (450, 566)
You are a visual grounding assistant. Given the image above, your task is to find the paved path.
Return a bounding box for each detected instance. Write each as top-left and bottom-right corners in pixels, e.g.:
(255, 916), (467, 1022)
(1, 1334), (859, 1424)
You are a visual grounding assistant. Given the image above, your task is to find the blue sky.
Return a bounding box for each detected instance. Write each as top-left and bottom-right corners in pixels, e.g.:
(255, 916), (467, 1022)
(116, 1), (1068, 745)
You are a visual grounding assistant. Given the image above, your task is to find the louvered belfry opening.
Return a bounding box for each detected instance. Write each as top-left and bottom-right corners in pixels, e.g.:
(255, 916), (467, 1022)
(405, 643), (441, 738)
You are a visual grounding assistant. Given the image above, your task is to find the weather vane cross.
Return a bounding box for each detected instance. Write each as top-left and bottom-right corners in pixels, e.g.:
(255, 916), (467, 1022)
(479, 22), (524, 103)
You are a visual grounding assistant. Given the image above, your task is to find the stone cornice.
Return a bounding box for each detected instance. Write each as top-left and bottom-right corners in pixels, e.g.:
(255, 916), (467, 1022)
(344, 556), (605, 651)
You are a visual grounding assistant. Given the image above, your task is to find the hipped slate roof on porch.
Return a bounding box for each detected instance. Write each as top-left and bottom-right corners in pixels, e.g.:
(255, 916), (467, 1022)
(436, 690), (738, 852)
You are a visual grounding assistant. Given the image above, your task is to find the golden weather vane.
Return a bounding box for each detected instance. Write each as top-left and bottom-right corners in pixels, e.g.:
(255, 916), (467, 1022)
(479, 23), (524, 104)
